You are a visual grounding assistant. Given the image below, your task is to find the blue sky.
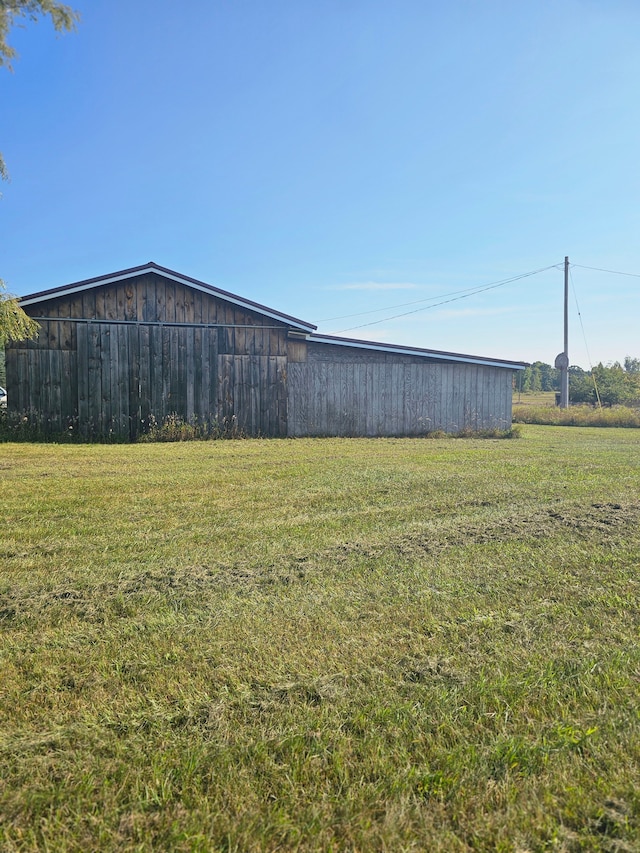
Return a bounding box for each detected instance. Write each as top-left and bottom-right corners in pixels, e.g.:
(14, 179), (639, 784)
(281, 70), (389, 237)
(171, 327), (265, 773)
(2, 0), (639, 366)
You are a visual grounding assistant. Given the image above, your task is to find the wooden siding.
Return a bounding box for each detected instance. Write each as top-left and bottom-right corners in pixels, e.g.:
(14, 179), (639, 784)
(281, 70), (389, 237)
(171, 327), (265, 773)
(287, 343), (513, 436)
(6, 271), (515, 439)
(7, 273), (292, 438)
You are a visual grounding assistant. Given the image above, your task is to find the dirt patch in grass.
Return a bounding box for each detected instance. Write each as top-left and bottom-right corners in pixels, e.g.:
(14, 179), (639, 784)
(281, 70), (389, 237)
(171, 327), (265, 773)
(2, 501), (638, 627)
(396, 500), (640, 556)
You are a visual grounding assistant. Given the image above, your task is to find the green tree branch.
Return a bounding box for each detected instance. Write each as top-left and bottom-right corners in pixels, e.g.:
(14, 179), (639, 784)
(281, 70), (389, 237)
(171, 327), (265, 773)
(0, 280), (39, 345)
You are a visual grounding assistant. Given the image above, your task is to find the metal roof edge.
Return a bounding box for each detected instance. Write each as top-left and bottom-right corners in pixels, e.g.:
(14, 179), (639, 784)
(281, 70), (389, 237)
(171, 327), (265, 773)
(308, 334), (528, 370)
(18, 263), (317, 333)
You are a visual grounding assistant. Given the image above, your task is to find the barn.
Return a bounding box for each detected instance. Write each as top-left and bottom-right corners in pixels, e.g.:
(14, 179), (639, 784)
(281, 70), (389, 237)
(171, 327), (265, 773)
(6, 262), (526, 439)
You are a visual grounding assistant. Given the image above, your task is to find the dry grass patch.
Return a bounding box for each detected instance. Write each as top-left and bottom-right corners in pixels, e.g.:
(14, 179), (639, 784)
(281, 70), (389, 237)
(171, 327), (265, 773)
(513, 403), (640, 428)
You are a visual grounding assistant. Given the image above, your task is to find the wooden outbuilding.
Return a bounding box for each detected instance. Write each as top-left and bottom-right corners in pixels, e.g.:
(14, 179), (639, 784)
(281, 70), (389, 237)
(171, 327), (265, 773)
(6, 263), (526, 438)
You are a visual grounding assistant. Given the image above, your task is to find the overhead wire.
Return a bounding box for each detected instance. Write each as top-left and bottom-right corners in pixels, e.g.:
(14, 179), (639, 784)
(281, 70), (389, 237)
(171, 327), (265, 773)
(320, 264), (560, 323)
(571, 263), (640, 279)
(326, 263), (561, 334)
(569, 265), (602, 408)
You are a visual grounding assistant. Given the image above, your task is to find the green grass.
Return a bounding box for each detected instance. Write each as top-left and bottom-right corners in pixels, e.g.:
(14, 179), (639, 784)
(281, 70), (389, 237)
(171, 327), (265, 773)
(512, 390), (557, 408)
(1, 428), (639, 851)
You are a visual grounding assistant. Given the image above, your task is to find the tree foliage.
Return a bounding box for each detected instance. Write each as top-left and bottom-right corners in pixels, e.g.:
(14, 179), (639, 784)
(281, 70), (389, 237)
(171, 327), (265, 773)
(0, 279), (39, 346)
(0, 0), (79, 70)
(1, 2), (77, 347)
(518, 361), (559, 393)
(1, 1), (79, 181)
(569, 361), (640, 406)
(518, 359), (640, 406)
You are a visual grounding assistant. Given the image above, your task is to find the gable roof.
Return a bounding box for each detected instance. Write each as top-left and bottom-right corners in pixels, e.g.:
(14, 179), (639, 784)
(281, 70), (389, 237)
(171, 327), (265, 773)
(19, 261), (317, 334)
(18, 262), (527, 370)
(309, 333), (528, 370)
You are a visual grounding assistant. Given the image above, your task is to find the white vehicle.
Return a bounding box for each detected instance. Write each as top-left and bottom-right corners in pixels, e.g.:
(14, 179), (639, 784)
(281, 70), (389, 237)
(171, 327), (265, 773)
(0, 386), (6, 407)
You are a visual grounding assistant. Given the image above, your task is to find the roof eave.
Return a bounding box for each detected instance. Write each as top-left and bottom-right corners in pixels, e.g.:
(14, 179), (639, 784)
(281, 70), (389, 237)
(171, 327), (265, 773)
(309, 333), (528, 370)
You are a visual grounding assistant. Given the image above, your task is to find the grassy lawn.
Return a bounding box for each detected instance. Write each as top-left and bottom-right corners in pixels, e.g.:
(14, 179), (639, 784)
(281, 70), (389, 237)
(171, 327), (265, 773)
(1, 427), (639, 851)
(512, 390), (557, 408)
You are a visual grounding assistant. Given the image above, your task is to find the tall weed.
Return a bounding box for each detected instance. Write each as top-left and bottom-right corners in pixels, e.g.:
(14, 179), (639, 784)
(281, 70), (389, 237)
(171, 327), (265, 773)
(513, 403), (640, 428)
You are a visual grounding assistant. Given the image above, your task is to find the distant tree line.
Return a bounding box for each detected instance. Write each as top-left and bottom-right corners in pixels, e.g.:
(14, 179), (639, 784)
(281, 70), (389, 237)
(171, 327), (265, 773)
(516, 357), (640, 406)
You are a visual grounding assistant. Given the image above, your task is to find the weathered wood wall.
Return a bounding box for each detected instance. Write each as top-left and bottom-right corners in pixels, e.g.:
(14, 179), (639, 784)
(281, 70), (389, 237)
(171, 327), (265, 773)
(6, 272), (515, 439)
(6, 274), (291, 438)
(287, 342), (513, 436)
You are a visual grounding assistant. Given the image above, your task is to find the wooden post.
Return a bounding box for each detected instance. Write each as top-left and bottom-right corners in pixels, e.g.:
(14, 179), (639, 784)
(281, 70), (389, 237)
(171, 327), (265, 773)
(555, 256), (570, 409)
(561, 256), (569, 408)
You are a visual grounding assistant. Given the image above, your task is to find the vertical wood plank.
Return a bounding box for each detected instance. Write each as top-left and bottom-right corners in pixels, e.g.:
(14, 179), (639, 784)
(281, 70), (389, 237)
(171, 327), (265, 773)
(451, 364), (460, 430)
(446, 364), (454, 431)
(235, 324), (247, 356)
(463, 365), (472, 430)
(133, 278), (144, 325)
(99, 324), (112, 436)
(183, 283), (195, 324)
(286, 358), (295, 436)
(390, 363), (400, 435)
(168, 326), (179, 413)
(165, 325), (175, 417)
(165, 281), (176, 324)
(339, 362), (348, 434)
(186, 326), (196, 421)
(209, 326), (218, 425)
(138, 323), (151, 427)
(221, 354), (235, 424)
(87, 322), (102, 437)
(236, 356), (248, 432)
(144, 276), (157, 322)
(192, 290), (203, 326)
(38, 347), (51, 430)
(147, 325), (158, 426)
(48, 349), (62, 433)
(193, 326), (203, 420)
(276, 356), (287, 437)
(288, 362), (306, 436)
(82, 289), (97, 321)
(124, 283), (136, 322)
(205, 291), (218, 325)
(128, 324), (141, 439)
(250, 355), (260, 434)
(109, 324), (121, 434)
(94, 287), (105, 321)
(77, 324), (89, 436)
(478, 367), (486, 428)
(156, 279), (167, 323)
(402, 365), (412, 434)
(104, 285), (118, 321)
(59, 350), (73, 429)
(14, 349), (28, 413)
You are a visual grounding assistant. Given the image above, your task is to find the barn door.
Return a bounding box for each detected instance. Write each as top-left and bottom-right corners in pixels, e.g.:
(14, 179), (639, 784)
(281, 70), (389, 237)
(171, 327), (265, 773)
(77, 323), (218, 439)
(77, 322), (129, 438)
(218, 354), (287, 436)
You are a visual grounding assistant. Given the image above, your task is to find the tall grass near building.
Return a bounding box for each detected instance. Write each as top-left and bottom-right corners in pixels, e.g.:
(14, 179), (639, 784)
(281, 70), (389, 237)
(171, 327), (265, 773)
(0, 428), (639, 851)
(514, 403), (640, 428)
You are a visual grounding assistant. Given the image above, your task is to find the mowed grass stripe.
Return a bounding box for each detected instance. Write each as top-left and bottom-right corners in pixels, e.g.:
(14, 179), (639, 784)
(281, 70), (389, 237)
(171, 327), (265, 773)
(0, 427), (638, 851)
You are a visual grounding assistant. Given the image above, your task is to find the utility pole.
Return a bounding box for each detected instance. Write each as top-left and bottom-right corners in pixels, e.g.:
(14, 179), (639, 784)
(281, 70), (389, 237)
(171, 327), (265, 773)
(554, 256), (569, 408)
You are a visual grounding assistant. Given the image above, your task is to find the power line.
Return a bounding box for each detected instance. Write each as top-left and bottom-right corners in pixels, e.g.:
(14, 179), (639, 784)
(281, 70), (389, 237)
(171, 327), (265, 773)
(321, 263), (562, 324)
(327, 264), (561, 334)
(569, 267), (602, 408)
(572, 263), (640, 279)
